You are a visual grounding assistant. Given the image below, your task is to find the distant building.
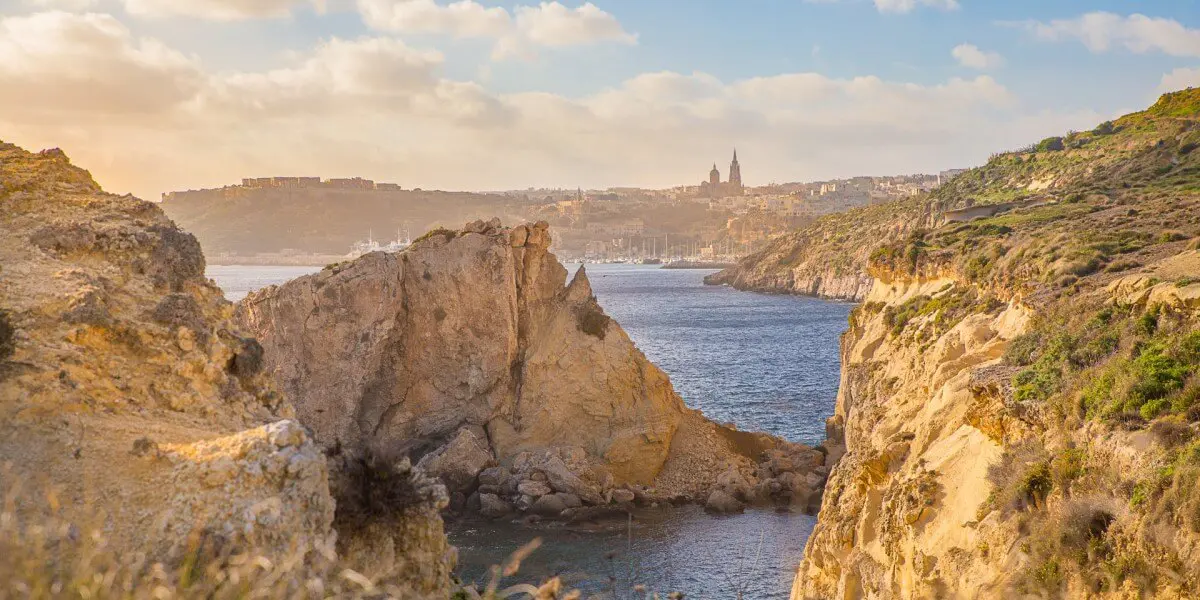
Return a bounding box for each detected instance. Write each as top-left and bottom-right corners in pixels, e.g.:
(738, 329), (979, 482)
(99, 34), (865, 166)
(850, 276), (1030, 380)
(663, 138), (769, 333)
(700, 149), (745, 198)
(326, 177), (375, 190)
(585, 218), (644, 236)
(938, 169), (967, 185)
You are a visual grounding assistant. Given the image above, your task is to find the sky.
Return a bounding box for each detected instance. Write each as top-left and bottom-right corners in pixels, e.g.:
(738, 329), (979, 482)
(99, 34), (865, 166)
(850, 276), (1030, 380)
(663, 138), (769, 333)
(0, 0), (1198, 199)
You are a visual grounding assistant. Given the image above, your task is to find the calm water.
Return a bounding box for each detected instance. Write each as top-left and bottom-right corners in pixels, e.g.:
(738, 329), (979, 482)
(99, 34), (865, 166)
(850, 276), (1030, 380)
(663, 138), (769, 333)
(206, 262), (852, 599)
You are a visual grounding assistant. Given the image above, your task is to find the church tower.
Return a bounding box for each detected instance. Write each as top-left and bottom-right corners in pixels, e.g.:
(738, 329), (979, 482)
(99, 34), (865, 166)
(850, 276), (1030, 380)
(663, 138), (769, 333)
(709, 163), (720, 187)
(728, 149), (742, 193)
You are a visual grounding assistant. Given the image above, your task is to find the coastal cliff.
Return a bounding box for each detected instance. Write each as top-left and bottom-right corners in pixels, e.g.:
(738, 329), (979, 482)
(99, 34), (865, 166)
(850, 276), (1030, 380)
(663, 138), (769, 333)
(0, 142), (453, 596)
(235, 218), (829, 518)
(704, 198), (937, 301)
(761, 91), (1200, 598)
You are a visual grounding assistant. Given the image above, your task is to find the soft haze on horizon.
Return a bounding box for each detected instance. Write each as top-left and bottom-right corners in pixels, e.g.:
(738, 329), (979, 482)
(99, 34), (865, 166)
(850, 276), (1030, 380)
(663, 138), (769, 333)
(0, 0), (1197, 200)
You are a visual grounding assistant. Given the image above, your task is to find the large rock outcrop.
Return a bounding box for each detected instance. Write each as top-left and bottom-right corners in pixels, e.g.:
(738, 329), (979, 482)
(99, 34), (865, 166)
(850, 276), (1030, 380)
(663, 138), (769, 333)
(0, 142), (453, 596)
(236, 219), (827, 515)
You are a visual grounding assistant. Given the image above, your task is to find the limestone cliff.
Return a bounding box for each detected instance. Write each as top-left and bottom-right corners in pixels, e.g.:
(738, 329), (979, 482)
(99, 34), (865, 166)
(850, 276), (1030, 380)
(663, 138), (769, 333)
(236, 218), (827, 517)
(0, 141), (453, 596)
(705, 198), (937, 301)
(768, 92), (1200, 598)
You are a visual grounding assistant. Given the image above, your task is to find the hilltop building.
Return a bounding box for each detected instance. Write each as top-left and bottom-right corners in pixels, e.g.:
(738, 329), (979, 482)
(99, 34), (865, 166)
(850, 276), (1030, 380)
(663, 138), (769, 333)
(700, 149), (745, 197)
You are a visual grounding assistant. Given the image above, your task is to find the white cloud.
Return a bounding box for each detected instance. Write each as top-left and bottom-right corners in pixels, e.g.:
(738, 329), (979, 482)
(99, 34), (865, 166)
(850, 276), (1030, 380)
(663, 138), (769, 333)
(357, 0), (511, 37)
(358, 0), (635, 59)
(121, 0), (316, 20)
(873, 0), (958, 14)
(0, 9), (1100, 205)
(1160, 67), (1200, 93)
(0, 11), (203, 116)
(952, 43), (1004, 70)
(25, 0), (99, 9)
(1026, 12), (1200, 57)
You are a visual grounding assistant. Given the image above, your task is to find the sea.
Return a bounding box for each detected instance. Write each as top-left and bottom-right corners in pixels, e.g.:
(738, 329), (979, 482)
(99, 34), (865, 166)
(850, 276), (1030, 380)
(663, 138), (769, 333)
(207, 262), (853, 599)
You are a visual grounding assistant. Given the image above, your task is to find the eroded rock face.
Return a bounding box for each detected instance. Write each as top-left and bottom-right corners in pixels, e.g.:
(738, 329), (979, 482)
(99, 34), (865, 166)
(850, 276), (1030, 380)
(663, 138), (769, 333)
(792, 277), (1032, 599)
(237, 219), (685, 485)
(0, 142), (453, 595)
(237, 219), (829, 514)
(0, 143), (330, 563)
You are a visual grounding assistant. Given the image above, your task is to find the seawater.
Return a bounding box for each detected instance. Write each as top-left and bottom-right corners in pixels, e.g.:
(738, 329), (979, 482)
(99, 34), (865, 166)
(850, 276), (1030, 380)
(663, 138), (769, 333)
(206, 263), (852, 599)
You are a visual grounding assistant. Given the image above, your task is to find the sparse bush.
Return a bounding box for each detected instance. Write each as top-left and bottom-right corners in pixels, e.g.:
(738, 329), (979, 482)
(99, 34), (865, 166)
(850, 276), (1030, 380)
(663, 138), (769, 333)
(1158, 230), (1188, 243)
(987, 442), (1053, 513)
(1093, 121), (1115, 136)
(1149, 416), (1193, 447)
(1004, 333), (1043, 367)
(413, 227), (457, 245)
(1105, 259), (1140, 273)
(1051, 448), (1086, 491)
(1037, 137), (1066, 152)
(574, 302), (611, 340)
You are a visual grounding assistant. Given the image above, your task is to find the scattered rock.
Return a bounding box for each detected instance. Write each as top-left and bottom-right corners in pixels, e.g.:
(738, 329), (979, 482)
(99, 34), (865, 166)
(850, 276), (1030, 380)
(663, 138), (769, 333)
(530, 493), (568, 517)
(416, 428), (493, 493)
(610, 488), (636, 504)
(517, 480), (552, 498)
(479, 493), (511, 518)
(705, 490), (745, 514)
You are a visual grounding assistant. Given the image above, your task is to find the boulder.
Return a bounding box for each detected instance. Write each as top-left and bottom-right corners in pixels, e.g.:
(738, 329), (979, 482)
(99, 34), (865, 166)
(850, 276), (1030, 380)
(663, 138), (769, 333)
(478, 466), (510, 487)
(610, 488), (636, 504)
(517, 480), (552, 498)
(541, 456), (604, 504)
(479, 493), (511, 518)
(530, 494), (568, 517)
(717, 465), (755, 501)
(705, 490), (745, 514)
(416, 429), (493, 493)
(557, 493), (583, 508)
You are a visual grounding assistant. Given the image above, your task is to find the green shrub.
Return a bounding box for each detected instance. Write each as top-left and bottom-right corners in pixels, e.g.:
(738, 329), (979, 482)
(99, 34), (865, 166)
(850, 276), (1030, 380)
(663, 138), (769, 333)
(1004, 333), (1043, 366)
(1051, 448), (1086, 490)
(1126, 342), (1190, 411)
(1037, 137), (1066, 152)
(1137, 306), (1160, 336)
(987, 442), (1053, 513)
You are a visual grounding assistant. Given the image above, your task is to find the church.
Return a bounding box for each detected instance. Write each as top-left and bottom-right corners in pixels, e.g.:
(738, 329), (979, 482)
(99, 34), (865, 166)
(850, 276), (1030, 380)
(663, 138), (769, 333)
(700, 150), (744, 197)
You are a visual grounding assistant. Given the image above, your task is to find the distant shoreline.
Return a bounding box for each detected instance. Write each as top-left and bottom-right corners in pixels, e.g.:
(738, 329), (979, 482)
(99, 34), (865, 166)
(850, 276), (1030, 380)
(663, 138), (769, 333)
(661, 261), (737, 270)
(208, 254), (345, 267)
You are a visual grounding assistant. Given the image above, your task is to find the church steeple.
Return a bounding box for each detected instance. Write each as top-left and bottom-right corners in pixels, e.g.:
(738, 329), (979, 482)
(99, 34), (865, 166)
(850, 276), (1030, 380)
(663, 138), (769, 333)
(728, 148), (742, 191)
(709, 163), (720, 187)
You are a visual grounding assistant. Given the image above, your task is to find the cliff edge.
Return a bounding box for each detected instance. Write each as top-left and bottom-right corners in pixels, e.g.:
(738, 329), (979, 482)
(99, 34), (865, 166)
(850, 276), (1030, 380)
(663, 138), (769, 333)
(791, 89), (1200, 598)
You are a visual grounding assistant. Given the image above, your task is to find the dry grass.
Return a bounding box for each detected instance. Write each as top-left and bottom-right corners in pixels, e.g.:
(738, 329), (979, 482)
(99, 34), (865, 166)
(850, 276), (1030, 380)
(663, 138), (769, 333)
(0, 476), (591, 600)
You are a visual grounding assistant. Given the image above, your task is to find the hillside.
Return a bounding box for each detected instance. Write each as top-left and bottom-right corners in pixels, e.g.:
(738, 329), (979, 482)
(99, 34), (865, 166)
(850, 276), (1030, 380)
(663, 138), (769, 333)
(708, 88), (1200, 302)
(161, 186), (519, 256)
(732, 90), (1200, 598)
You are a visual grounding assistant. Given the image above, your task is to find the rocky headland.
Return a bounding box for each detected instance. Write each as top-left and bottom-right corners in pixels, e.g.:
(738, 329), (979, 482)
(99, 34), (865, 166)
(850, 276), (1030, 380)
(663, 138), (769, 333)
(235, 218), (829, 521)
(713, 90), (1200, 598)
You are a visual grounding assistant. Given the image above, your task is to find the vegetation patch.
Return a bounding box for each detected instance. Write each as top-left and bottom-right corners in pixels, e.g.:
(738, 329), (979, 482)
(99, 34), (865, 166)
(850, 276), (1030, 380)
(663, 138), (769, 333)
(574, 302), (611, 340)
(0, 309), (13, 361)
(413, 227), (457, 245)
